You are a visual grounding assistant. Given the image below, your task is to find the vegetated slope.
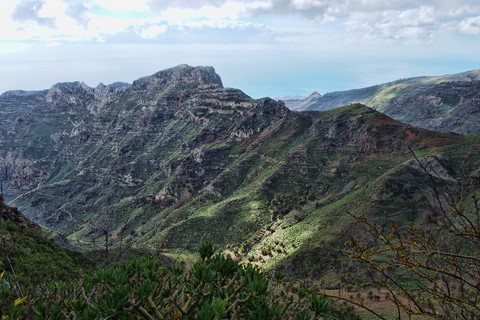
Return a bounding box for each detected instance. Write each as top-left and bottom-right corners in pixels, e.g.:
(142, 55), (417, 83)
(0, 64), (288, 241)
(286, 70), (480, 135)
(1, 65), (480, 282)
(3, 201), (351, 320)
(3, 242), (357, 320)
(0, 196), (89, 285)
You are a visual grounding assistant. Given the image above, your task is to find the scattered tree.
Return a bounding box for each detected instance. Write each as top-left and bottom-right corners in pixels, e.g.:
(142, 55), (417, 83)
(343, 148), (480, 319)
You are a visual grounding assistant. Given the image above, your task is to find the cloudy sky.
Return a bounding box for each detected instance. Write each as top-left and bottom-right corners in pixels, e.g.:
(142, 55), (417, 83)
(1, 0), (480, 98)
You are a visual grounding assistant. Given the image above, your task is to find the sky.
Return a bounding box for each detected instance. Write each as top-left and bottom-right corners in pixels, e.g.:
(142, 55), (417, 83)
(1, 0), (480, 98)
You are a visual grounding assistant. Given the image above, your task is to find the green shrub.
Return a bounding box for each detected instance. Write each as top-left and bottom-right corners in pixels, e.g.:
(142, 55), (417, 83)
(1, 243), (356, 319)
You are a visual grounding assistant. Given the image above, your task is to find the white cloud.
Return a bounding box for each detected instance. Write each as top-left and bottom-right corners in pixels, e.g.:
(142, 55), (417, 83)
(159, 1), (272, 24)
(2, 0), (480, 44)
(345, 6), (439, 42)
(92, 0), (149, 13)
(147, 0), (225, 11)
(459, 16), (480, 35)
(398, 6), (435, 25)
(141, 24), (168, 39)
(290, 0), (328, 10)
(12, 0), (56, 27)
(248, 1), (273, 10)
(38, 0), (67, 18)
(0, 2), (19, 40)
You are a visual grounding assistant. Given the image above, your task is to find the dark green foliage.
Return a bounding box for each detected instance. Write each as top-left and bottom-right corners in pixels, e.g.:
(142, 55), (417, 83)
(311, 294), (331, 315)
(0, 244), (356, 319)
(269, 195), (295, 220)
(198, 241), (215, 260)
(0, 199), (89, 292)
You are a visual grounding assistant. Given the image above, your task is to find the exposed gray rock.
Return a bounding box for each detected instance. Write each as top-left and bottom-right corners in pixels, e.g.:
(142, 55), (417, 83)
(132, 64), (223, 92)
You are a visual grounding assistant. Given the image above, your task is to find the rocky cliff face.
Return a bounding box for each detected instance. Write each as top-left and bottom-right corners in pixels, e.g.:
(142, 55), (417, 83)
(0, 65), (288, 228)
(1, 65), (479, 279)
(285, 70), (480, 135)
(132, 64), (223, 91)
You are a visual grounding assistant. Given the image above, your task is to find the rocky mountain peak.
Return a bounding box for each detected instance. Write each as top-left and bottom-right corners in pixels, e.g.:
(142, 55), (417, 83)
(45, 81), (94, 105)
(49, 81), (92, 92)
(309, 91), (322, 98)
(132, 64), (223, 91)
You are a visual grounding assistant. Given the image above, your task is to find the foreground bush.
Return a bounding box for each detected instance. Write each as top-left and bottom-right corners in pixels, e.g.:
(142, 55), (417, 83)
(1, 243), (356, 319)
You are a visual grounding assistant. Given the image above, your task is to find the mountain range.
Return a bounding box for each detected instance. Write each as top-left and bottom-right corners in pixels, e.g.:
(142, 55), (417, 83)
(1, 65), (480, 282)
(285, 70), (480, 135)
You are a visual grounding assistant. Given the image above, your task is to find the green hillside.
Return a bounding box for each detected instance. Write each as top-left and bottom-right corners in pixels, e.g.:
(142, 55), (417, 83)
(1, 65), (479, 284)
(0, 196), (89, 290)
(287, 70), (480, 135)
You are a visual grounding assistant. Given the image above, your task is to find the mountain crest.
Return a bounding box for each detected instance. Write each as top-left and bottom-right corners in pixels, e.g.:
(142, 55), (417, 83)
(132, 64), (223, 91)
(45, 81), (94, 105)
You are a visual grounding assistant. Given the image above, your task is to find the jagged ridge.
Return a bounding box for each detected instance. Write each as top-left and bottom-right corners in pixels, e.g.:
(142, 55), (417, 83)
(1, 66), (480, 281)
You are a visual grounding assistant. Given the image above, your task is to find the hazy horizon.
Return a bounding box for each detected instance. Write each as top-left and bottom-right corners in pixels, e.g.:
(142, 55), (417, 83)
(1, 0), (480, 98)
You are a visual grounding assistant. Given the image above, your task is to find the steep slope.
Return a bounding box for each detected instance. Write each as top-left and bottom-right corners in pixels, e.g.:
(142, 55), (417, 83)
(0, 196), (89, 284)
(0, 64), (288, 240)
(286, 70), (480, 135)
(146, 103), (480, 281)
(1, 65), (480, 283)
